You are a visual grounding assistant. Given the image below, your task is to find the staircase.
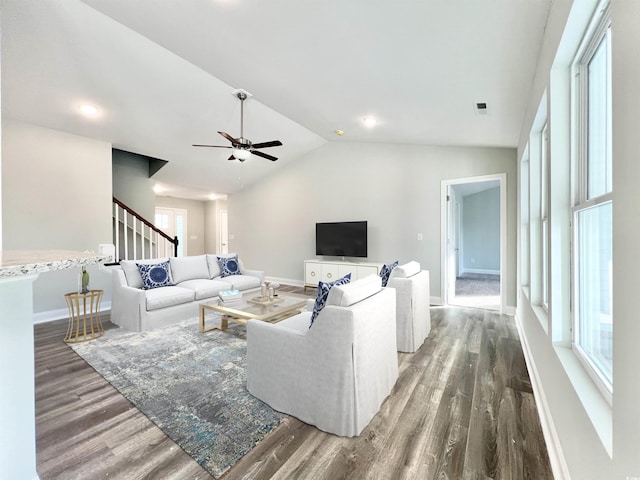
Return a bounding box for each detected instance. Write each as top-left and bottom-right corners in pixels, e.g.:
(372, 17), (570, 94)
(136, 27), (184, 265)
(112, 197), (178, 263)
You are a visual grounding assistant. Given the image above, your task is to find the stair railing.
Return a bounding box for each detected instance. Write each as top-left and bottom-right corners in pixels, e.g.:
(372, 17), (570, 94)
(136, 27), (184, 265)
(112, 197), (178, 263)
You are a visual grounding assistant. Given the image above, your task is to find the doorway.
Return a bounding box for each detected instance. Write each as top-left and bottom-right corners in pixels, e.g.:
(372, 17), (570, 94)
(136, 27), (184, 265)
(441, 174), (506, 311)
(155, 207), (188, 256)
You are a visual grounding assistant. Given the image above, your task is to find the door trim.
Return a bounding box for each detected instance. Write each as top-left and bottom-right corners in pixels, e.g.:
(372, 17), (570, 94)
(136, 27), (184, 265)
(441, 173), (507, 312)
(218, 210), (228, 254)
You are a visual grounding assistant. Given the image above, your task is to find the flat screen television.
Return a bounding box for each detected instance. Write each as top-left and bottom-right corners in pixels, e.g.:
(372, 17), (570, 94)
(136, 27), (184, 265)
(315, 221), (367, 258)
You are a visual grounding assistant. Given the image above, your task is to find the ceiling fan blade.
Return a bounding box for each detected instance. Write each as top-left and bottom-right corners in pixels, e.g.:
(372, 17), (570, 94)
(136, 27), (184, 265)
(251, 140), (283, 149)
(192, 144), (233, 148)
(218, 131), (238, 144)
(251, 150), (278, 162)
(228, 154), (236, 161)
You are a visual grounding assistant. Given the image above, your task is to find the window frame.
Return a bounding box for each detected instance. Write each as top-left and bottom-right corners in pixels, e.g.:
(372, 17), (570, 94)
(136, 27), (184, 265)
(541, 122), (550, 311)
(570, 1), (612, 402)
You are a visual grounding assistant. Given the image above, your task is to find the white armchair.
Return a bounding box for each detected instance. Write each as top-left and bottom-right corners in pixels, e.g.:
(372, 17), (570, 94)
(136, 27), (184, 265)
(387, 261), (431, 353)
(246, 275), (398, 437)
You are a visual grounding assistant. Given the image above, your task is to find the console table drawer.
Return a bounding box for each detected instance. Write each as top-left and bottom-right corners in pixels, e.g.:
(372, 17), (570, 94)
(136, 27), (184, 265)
(304, 259), (382, 289)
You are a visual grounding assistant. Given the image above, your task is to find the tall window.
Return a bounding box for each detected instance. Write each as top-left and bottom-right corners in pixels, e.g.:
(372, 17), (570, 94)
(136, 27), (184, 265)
(541, 122), (549, 310)
(520, 148), (530, 287)
(572, 4), (612, 394)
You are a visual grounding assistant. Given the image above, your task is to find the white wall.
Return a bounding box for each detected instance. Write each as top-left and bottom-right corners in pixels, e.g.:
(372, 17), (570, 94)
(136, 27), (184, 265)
(611, 2), (640, 476)
(228, 141), (517, 306)
(516, 0), (640, 478)
(1, 120), (113, 314)
(462, 187), (501, 272)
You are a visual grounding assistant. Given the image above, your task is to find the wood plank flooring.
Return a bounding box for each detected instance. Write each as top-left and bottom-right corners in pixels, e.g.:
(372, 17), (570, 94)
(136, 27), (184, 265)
(34, 291), (553, 479)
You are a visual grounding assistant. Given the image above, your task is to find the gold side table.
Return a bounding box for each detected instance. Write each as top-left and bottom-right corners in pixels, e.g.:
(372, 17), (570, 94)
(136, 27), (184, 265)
(64, 289), (104, 343)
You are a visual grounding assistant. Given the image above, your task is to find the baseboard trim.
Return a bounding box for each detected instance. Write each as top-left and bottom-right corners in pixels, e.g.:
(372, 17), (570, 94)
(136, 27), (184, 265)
(264, 276), (304, 288)
(461, 268), (500, 275)
(514, 314), (571, 480)
(33, 301), (112, 325)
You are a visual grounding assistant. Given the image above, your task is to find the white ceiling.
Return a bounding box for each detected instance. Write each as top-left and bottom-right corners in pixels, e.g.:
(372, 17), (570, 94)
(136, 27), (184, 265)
(1, 0), (551, 200)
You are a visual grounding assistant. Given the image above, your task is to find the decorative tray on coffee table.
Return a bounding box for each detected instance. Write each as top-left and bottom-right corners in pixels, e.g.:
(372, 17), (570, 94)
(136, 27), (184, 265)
(247, 296), (284, 306)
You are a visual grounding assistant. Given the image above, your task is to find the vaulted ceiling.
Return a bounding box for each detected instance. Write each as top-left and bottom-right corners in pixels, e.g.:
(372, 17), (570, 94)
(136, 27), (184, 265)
(2, 0), (551, 199)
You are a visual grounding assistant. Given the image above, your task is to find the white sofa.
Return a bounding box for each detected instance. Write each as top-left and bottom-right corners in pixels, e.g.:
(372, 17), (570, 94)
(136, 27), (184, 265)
(111, 254), (263, 331)
(246, 275), (398, 437)
(387, 261), (431, 353)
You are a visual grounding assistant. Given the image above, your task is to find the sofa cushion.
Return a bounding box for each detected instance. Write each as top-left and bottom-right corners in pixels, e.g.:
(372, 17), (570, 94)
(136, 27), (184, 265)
(177, 278), (231, 300)
(137, 261), (174, 290)
(170, 255), (210, 284)
(389, 261), (421, 281)
(379, 260), (398, 287)
(217, 274), (261, 291)
(218, 255), (241, 277)
(309, 273), (351, 328)
(121, 258), (170, 289)
(327, 274), (382, 307)
(144, 286), (194, 311)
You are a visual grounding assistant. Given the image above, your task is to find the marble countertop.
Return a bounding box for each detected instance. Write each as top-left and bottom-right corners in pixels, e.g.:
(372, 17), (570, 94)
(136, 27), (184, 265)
(0, 250), (109, 278)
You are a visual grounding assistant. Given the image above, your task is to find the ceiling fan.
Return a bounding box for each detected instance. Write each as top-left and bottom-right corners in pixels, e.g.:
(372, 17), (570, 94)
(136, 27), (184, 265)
(193, 89), (282, 162)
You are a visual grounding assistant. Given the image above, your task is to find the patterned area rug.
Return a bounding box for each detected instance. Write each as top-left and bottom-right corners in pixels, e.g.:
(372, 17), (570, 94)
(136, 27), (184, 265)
(71, 319), (286, 478)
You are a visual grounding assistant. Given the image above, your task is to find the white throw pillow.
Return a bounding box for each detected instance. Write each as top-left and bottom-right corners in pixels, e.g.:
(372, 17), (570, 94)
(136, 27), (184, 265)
(389, 261), (421, 281)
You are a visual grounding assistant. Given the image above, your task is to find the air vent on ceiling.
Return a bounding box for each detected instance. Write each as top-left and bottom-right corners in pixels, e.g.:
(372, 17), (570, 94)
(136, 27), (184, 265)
(475, 102), (488, 115)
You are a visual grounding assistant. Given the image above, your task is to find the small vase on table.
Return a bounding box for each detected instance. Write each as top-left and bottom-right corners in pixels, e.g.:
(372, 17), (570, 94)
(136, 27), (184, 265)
(81, 267), (90, 294)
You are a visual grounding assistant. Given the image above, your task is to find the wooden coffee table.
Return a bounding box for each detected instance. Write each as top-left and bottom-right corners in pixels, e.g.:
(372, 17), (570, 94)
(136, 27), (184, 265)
(199, 292), (308, 333)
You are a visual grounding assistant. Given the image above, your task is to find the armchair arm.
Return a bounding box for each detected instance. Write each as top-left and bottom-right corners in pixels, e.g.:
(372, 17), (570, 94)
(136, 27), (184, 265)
(387, 270), (430, 352)
(111, 268), (146, 331)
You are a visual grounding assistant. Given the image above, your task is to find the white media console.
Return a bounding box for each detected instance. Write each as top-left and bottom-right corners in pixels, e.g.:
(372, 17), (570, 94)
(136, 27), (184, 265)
(304, 259), (383, 290)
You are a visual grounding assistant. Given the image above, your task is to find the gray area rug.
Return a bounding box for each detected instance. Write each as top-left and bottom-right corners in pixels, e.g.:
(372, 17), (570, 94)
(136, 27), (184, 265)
(71, 320), (286, 478)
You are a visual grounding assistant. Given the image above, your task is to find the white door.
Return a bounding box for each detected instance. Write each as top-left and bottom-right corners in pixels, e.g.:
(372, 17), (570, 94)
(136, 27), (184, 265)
(446, 186), (459, 303)
(155, 207), (188, 256)
(219, 210), (229, 254)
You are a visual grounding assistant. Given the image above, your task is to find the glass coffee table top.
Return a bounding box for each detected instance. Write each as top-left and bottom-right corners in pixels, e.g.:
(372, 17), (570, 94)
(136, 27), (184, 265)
(199, 292), (308, 333)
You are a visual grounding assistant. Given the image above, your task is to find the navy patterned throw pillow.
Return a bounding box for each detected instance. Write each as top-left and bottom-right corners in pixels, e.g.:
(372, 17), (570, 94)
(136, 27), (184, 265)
(379, 260), (398, 287)
(217, 255), (241, 277)
(309, 273), (351, 328)
(136, 261), (174, 290)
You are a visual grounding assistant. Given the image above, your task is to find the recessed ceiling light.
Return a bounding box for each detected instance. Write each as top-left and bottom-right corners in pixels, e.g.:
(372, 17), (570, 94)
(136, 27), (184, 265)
(79, 104), (100, 118)
(153, 184), (165, 194)
(335, 129), (344, 136)
(363, 116), (377, 128)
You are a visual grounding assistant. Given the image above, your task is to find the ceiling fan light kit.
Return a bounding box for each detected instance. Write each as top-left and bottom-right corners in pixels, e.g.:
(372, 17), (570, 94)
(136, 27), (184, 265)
(232, 148), (252, 161)
(193, 88), (282, 162)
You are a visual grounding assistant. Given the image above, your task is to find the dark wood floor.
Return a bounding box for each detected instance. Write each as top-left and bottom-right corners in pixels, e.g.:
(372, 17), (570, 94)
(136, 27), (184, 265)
(35, 291), (553, 480)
